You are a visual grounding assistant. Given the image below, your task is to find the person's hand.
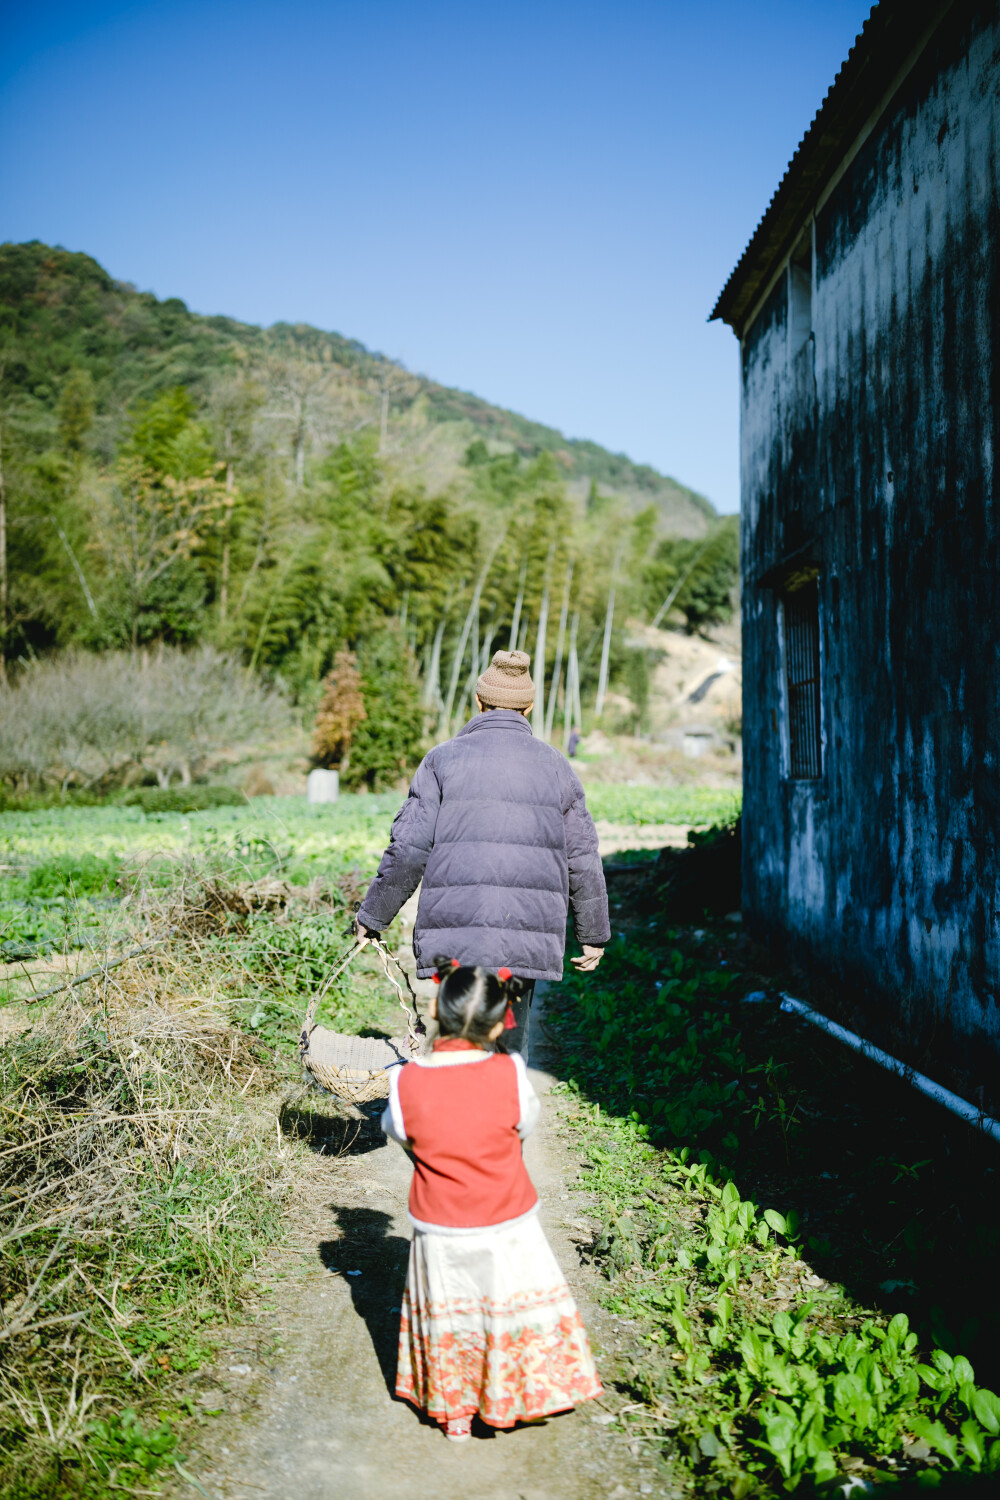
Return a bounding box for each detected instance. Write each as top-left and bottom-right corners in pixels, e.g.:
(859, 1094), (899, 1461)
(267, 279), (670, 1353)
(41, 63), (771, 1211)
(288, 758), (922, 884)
(354, 916), (379, 943)
(570, 945), (604, 972)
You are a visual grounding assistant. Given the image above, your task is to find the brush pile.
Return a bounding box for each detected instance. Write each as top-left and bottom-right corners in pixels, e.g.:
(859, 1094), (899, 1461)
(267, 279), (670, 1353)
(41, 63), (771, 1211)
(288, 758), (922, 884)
(160, 867), (361, 939)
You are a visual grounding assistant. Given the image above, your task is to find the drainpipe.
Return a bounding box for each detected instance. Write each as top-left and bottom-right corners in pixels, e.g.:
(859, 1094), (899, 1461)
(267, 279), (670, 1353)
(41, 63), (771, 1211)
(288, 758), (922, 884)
(748, 993), (1000, 1146)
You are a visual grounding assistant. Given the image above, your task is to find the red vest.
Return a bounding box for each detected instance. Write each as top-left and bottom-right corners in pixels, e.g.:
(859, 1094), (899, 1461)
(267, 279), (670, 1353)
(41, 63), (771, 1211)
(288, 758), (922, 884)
(396, 1053), (538, 1229)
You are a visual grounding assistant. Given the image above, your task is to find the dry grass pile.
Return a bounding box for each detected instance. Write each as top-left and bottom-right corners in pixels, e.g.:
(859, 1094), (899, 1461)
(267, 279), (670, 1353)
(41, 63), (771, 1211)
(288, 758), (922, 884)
(155, 865), (363, 941)
(165, 874), (306, 937)
(0, 950), (302, 1499)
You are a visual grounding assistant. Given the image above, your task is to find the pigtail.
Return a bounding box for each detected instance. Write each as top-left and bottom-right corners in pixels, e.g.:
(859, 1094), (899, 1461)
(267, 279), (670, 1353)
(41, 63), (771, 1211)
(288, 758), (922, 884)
(491, 966), (526, 1051)
(433, 958), (511, 1043)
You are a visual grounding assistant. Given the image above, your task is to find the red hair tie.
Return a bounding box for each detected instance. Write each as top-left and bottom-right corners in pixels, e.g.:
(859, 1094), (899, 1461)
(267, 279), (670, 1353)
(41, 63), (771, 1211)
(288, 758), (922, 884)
(431, 972), (441, 985)
(498, 967), (511, 982)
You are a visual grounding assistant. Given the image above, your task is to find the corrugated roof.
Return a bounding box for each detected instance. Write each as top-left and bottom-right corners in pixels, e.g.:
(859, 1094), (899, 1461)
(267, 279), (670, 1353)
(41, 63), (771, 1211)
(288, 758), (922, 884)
(710, 0), (952, 333)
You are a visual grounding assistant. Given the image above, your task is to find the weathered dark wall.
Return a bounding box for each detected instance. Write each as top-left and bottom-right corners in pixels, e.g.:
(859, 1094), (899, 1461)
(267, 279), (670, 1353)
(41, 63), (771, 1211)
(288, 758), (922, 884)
(740, 0), (1000, 1081)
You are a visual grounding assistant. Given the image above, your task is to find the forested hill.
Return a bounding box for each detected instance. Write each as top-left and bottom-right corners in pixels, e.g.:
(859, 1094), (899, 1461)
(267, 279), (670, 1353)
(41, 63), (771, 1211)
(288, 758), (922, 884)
(0, 239), (713, 532)
(0, 236), (738, 733)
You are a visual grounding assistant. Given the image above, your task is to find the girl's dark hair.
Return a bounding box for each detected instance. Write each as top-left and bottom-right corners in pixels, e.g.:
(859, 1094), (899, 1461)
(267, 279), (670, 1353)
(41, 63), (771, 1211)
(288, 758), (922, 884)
(433, 958), (524, 1045)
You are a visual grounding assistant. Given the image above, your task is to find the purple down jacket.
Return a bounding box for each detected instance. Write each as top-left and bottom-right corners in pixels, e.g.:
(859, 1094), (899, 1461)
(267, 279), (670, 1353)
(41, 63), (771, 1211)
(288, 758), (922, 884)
(356, 710), (611, 981)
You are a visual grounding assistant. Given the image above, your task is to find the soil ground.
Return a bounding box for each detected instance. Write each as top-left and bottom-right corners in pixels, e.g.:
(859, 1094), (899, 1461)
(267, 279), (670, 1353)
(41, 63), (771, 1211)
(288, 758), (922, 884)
(170, 995), (671, 1500)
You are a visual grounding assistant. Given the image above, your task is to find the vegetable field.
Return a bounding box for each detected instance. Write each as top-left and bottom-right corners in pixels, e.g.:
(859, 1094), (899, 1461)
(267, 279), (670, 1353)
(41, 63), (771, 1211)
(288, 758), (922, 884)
(548, 905), (1000, 1493)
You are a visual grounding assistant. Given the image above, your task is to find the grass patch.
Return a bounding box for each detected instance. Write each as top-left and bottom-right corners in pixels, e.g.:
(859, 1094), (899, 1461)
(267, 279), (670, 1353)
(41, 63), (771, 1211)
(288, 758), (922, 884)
(0, 954), (300, 1498)
(5, 855), (121, 903)
(113, 785), (247, 815)
(584, 786), (741, 828)
(549, 923), (1000, 1493)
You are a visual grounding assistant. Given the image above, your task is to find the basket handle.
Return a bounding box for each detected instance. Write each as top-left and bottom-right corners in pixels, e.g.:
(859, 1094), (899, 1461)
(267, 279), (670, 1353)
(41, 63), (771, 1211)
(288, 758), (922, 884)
(369, 937), (426, 1055)
(299, 935), (426, 1058)
(299, 938), (368, 1051)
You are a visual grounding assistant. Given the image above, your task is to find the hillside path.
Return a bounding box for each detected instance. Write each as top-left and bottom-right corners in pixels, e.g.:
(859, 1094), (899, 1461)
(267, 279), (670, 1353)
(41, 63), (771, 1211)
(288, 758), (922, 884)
(174, 994), (669, 1500)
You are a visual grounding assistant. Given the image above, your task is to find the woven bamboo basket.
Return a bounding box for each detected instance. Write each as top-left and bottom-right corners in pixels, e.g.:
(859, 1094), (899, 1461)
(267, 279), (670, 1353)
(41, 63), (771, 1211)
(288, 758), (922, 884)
(300, 1026), (409, 1105)
(298, 937), (424, 1106)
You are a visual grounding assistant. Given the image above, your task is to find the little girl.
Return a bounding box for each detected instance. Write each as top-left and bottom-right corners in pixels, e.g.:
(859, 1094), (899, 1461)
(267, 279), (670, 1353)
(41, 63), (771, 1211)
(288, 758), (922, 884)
(382, 960), (602, 1442)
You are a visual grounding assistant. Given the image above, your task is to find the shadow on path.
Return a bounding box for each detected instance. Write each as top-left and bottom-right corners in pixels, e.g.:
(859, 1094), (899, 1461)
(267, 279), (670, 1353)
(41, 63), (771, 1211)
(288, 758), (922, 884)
(319, 1207), (410, 1398)
(280, 1101), (388, 1157)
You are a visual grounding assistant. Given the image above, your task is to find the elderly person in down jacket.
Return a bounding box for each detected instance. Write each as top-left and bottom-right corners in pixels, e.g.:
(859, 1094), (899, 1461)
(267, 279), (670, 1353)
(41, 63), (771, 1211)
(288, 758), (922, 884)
(355, 649), (610, 1055)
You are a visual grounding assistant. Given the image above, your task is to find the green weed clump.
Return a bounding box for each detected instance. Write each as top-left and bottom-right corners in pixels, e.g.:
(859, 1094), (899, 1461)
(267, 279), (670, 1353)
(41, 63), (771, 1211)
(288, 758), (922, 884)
(114, 785), (247, 814)
(0, 855), (122, 962)
(551, 932), (1000, 1493)
(215, 908), (404, 1050)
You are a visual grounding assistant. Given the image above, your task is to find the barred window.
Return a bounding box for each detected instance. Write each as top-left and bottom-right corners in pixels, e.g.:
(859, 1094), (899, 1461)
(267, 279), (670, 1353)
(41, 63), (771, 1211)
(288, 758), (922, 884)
(788, 228), (813, 358)
(783, 577), (822, 779)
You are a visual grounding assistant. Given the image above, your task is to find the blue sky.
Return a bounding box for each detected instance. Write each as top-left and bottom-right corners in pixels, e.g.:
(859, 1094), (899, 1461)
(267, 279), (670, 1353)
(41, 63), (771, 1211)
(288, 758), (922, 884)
(0, 1), (872, 512)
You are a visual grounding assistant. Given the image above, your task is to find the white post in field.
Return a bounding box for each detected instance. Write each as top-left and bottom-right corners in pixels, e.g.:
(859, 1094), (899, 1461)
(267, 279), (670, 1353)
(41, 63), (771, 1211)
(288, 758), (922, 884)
(307, 768), (339, 803)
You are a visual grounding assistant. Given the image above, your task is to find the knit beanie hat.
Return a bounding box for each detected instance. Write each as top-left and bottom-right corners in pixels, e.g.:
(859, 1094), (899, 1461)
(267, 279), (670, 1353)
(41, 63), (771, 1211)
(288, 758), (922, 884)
(476, 649), (535, 710)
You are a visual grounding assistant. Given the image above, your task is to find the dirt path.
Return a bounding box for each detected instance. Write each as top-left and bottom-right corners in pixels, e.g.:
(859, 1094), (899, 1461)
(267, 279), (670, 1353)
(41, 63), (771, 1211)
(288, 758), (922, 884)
(174, 997), (669, 1500)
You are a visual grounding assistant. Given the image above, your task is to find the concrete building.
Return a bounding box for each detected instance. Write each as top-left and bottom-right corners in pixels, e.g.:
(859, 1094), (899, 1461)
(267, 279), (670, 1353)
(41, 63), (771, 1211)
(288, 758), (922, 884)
(712, 0), (1000, 1085)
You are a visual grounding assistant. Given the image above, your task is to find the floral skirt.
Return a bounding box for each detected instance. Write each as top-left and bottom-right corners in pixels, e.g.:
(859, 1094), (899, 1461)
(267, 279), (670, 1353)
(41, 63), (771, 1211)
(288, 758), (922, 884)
(395, 1212), (602, 1428)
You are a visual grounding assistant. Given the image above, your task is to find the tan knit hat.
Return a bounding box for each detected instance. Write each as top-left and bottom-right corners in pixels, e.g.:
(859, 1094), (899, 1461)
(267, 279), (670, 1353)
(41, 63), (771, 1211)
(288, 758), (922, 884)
(476, 650), (534, 710)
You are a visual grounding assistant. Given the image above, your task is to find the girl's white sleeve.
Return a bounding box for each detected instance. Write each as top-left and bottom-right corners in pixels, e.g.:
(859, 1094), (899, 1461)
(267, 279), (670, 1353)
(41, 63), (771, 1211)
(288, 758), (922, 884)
(381, 1065), (409, 1147)
(512, 1052), (541, 1140)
